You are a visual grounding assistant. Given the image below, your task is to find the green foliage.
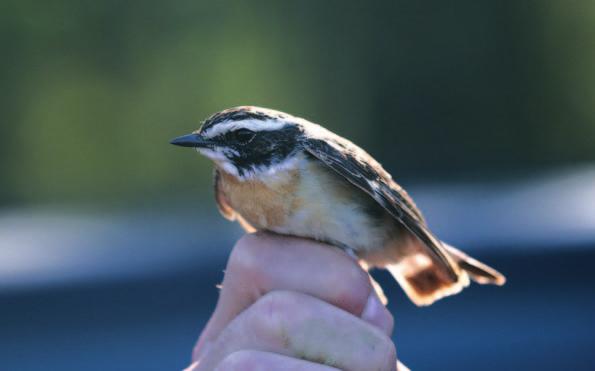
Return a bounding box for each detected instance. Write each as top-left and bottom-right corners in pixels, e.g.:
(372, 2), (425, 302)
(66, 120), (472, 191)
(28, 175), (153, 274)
(1, 0), (594, 206)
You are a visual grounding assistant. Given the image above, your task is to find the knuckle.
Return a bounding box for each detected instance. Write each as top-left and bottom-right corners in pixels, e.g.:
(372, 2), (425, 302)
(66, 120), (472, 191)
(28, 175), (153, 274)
(227, 234), (265, 275)
(225, 233), (287, 292)
(328, 264), (371, 315)
(249, 290), (295, 335)
(254, 290), (292, 318)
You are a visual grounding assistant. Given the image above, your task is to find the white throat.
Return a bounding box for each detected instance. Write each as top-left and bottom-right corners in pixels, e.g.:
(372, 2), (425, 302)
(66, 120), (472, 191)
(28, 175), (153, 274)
(208, 151), (303, 182)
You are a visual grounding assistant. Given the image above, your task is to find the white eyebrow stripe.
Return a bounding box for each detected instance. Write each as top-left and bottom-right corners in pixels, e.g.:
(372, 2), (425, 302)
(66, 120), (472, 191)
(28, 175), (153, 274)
(202, 119), (286, 138)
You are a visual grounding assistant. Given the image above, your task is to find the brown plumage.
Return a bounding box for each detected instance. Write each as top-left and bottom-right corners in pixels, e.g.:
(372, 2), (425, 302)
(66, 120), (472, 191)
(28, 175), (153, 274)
(173, 106), (506, 306)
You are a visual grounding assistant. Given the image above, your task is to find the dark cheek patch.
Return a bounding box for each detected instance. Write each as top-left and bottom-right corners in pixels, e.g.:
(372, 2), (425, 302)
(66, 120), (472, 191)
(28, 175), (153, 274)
(230, 126), (301, 173)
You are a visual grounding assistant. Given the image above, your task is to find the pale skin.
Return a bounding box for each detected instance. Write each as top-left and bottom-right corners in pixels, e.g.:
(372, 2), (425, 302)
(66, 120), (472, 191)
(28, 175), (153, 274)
(185, 232), (406, 371)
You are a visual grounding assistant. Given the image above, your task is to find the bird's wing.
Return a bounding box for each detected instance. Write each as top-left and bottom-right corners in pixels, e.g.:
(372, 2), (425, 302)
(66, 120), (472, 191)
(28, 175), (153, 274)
(301, 133), (459, 280)
(214, 168), (256, 232)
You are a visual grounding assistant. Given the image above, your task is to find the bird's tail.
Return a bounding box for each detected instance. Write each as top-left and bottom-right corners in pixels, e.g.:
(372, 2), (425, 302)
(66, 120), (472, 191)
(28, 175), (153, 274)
(383, 241), (505, 306)
(443, 243), (506, 286)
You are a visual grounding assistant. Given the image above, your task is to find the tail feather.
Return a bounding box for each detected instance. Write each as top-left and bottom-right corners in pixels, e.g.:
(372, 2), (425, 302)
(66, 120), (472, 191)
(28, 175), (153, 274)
(385, 242), (505, 306)
(387, 253), (469, 306)
(443, 243), (506, 286)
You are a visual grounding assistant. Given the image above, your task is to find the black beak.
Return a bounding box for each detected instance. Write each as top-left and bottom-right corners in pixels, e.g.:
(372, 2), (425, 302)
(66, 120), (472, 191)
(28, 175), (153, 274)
(170, 133), (211, 148)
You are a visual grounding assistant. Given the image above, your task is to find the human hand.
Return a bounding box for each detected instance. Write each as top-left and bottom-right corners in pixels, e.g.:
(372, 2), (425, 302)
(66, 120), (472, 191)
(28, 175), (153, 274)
(185, 232), (404, 371)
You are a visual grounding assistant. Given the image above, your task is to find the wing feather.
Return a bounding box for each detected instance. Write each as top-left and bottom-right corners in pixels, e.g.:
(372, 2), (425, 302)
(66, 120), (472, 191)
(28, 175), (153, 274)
(301, 133), (459, 280)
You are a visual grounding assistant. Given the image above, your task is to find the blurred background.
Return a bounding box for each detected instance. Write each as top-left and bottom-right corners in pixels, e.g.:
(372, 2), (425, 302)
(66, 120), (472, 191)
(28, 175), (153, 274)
(1, 1), (595, 370)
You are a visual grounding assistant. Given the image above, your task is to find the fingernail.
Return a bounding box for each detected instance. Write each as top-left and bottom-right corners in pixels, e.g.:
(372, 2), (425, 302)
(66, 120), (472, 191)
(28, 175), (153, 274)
(361, 293), (394, 335)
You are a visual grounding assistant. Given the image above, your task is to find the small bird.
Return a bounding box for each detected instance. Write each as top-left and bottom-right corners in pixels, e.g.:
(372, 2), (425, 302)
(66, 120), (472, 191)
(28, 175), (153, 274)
(171, 106), (505, 306)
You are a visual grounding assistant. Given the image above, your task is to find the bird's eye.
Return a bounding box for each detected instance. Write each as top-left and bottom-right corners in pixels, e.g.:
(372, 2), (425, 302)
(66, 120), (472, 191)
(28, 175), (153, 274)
(232, 128), (256, 144)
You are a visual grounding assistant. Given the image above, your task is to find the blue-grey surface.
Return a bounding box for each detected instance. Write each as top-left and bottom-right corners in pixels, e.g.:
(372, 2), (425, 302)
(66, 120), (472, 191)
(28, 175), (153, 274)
(1, 167), (594, 370)
(2, 250), (594, 371)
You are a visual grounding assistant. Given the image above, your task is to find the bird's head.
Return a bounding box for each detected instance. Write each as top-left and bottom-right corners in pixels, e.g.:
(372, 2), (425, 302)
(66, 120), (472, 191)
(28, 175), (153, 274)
(171, 106), (304, 179)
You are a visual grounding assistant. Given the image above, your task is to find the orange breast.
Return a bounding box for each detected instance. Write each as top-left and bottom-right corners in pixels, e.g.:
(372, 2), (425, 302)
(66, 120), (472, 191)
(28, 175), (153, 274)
(218, 169), (301, 230)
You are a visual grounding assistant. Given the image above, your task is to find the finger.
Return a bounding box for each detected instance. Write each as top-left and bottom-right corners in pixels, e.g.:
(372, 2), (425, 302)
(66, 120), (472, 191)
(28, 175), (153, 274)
(186, 359), (407, 371)
(397, 360), (410, 371)
(189, 350), (340, 371)
(361, 289), (394, 334)
(185, 355), (408, 371)
(195, 291), (397, 371)
(186, 355), (408, 371)
(369, 273), (388, 305)
(195, 233), (393, 359)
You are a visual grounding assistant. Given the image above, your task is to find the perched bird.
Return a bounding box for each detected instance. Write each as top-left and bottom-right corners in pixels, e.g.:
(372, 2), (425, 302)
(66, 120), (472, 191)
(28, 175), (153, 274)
(171, 106), (505, 306)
